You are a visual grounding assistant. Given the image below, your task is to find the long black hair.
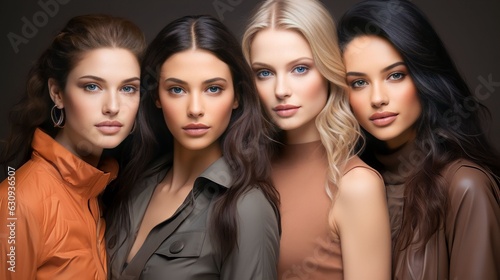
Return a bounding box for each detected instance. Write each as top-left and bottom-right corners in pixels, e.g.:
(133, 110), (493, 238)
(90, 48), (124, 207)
(104, 15), (278, 256)
(338, 0), (500, 254)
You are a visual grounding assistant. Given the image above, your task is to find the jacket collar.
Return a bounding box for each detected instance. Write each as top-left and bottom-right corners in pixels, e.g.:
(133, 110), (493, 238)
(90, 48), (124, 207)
(32, 128), (118, 198)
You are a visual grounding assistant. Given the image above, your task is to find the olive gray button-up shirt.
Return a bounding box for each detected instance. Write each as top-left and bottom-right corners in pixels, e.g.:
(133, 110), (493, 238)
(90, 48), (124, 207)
(107, 158), (280, 280)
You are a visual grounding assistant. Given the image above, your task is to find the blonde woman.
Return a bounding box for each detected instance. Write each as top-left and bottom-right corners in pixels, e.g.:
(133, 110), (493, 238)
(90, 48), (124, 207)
(242, 0), (391, 279)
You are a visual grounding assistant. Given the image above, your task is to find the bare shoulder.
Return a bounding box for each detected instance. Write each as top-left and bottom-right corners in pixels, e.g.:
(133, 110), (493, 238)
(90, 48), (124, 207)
(333, 158), (389, 238)
(343, 155), (382, 178)
(338, 156), (385, 199)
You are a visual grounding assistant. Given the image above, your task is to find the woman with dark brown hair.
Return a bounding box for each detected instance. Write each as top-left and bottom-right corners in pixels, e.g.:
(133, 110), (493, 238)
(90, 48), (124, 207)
(104, 15), (280, 280)
(0, 14), (145, 279)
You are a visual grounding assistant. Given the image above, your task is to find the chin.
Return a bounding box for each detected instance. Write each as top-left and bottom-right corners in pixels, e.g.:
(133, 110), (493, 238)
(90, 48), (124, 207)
(99, 138), (127, 150)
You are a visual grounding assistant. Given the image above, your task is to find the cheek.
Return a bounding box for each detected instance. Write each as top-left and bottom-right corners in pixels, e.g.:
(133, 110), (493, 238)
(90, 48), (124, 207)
(300, 74), (328, 101)
(63, 95), (94, 122)
(256, 82), (273, 107)
(214, 97), (236, 121)
(398, 84), (420, 112)
(348, 94), (368, 121)
(407, 95), (422, 122)
(122, 95), (140, 117)
(158, 96), (180, 125)
(161, 105), (179, 126)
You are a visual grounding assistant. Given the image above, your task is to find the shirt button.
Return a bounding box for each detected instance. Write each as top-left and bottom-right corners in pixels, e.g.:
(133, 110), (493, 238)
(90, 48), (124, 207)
(169, 240), (185, 254)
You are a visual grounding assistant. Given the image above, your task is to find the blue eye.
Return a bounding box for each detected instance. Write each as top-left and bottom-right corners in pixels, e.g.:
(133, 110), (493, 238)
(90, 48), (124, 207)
(293, 66), (308, 74)
(389, 72), (405, 80)
(84, 84), (99, 91)
(257, 70), (273, 78)
(207, 86), (222, 94)
(169, 87), (184, 95)
(122, 85), (137, 94)
(351, 80), (368, 88)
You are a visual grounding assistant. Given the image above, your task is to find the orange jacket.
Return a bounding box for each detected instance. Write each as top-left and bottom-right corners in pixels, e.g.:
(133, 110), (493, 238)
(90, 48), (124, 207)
(0, 129), (117, 280)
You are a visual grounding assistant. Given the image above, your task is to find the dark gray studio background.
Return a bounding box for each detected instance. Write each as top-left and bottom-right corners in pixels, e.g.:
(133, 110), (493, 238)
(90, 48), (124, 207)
(1, 0), (499, 152)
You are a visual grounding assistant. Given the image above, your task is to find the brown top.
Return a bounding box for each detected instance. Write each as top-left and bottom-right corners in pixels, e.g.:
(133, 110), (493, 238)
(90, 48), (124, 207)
(377, 141), (500, 280)
(272, 141), (381, 279)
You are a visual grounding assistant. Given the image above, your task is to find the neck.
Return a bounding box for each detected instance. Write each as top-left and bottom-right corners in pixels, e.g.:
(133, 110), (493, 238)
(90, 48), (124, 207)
(55, 130), (102, 167)
(166, 141), (222, 192)
(284, 124), (321, 144)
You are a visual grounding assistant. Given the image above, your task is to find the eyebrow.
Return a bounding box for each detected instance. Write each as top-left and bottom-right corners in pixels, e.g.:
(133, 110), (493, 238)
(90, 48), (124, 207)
(346, 61), (406, 77)
(164, 77), (227, 84)
(382, 61), (406, 72)
(252, 57), (314, 69)
(79, 75), (140, 83)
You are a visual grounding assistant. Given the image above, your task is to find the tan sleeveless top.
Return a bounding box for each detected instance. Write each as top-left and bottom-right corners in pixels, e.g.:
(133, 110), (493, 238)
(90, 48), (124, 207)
(272, 141), (380, 279)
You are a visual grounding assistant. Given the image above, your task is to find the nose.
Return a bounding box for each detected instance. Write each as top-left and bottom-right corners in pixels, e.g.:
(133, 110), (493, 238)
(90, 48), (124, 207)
(103, 91), (120, 115)
(370, 83), (389, 108)
(275, 75), (291, 100)
(187, 93), (204, 118)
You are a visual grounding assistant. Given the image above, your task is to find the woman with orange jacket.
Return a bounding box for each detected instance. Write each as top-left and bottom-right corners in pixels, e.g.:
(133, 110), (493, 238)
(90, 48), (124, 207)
(0, 14), (145, 279)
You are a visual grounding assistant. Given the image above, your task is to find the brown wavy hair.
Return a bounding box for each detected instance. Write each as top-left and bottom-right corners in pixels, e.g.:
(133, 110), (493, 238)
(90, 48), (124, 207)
(0, 14), (146, 178)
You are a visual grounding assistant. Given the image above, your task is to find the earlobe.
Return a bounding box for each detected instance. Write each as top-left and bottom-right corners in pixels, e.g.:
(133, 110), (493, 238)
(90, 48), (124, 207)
(155, 99), (162, 108)
(232, 99), (239, 109)
(48, 78), (64, 108)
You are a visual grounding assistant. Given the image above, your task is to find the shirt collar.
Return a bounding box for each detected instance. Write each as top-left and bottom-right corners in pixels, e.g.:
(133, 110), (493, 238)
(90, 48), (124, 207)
(198, 157), (233, 189)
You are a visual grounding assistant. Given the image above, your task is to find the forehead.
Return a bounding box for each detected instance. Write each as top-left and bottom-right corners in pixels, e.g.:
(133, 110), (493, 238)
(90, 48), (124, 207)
(160, 49), (232, 79)
(250, 28), (313, 63)
(343, 35), (403, 69)
(69, 48), (139, 77)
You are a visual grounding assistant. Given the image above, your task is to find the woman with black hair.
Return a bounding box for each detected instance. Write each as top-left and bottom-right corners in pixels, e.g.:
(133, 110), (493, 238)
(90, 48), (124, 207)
(338, 0), (500, 279)
(104, 15), (280, 280)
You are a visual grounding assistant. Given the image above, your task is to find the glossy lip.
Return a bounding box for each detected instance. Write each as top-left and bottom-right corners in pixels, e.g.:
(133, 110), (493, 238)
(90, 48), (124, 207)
(95, 120), (123, 134)
(183, 123), (210, 136)
(273, 104), (301, 118)
(369, 111), (399, 127)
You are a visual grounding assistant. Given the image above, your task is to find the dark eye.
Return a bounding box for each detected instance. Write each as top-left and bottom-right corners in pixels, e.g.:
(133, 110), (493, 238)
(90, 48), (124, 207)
(293, 66), (308, 74)
(351, 80), (368, 88)
(257, 70), (273, 78)
(84, 84), (99, 91)
(207, 86), (222, 94)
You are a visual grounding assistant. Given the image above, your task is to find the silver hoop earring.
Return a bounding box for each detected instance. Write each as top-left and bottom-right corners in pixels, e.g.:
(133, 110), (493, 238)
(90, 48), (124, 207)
(51, 105), (65, 128)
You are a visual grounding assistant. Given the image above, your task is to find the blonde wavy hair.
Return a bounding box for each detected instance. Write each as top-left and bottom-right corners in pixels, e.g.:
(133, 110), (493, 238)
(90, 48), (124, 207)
(242, 0), (361, 199)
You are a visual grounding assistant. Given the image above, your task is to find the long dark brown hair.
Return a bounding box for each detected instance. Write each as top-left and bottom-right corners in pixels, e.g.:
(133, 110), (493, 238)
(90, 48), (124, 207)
(0, 14), (146, 179)
(104, 15), (279, 257)
(338, 0), (500, 256)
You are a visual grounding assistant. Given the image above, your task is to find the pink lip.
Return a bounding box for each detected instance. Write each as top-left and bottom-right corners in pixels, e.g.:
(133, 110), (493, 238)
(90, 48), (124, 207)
(273, 104), (300, 118)
(95, 121), (123, 134)
(183, 123), (210, 136)
(369, 112), (398, 127)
